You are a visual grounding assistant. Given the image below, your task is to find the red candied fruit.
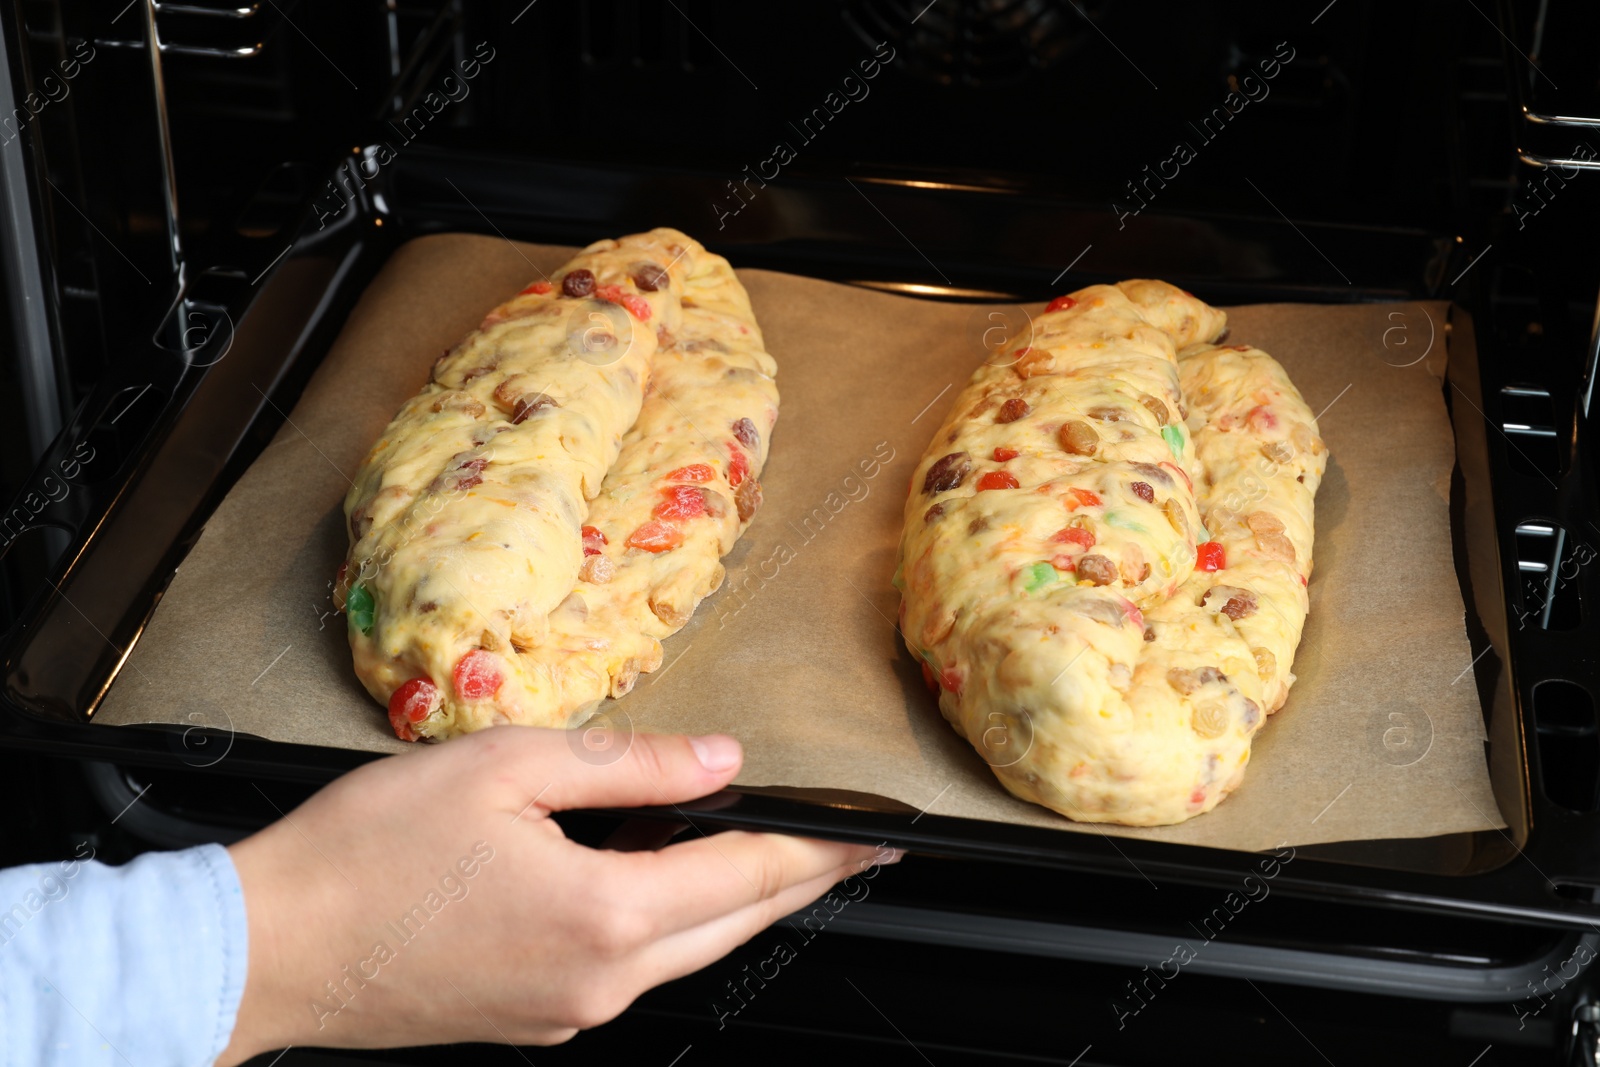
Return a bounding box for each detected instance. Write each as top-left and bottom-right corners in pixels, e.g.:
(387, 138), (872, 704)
(727, 447), (750, 487)
(920, 662), (939, 694)
(618, 293), (652, 321)
(594, 283), (624, 304)
(581, 525), (607, 556)
(452, 652), (503, 700)
(977, 471), (1020, 491)
(387, 677), (441, 741)
(519, 280), (553, 295)
(665, 463), (716, 483)
(992, 446), (1020, 462)
(1196, 541), (1226, 572)
(1046, 295), (1078, 313)
(1066, 487), (1102, 509)
(627, 520), (684, 553)
(939, 666), (965, 697)
(653, 485), (710, 520)
(1051, 526), (1096, 550)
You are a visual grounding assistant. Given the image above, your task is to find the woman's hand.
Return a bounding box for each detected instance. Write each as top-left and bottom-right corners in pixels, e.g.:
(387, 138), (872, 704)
(217, 728), (892, 1062)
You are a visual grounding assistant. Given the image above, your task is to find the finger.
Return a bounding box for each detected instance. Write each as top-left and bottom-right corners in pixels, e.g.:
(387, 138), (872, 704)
(601, 818), (687, 853)
(632, 856), (896, 989)
(619, 830), (892, 935)
(491, 729), (744, 815)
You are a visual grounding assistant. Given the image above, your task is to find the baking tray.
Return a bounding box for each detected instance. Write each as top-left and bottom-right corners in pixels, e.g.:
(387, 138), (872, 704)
(2, 145), (1593, 928)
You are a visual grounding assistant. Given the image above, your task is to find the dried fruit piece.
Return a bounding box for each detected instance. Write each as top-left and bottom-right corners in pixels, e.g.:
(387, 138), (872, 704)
(996, 398), (1031, 423)
(633, 263), (668, 291)
(512, 392), (559, 424)
(1077, 555), (1117, 586)
(1051, 524), (1095, 550)
(562, 268), (596, 297)
(581, 525), (607, 556)
(453, 651), (504, 699)
(1023, 561), (1056, 592)
(627, 520), (683, 552)
(1137, 392), (1170, 426)
(654, 485), (711, 520)
(1058, 419), (1099, 455)
(1045, 295), (1078, 313)
(665, 464), (716, 483)
(732, 417), (761, 450)
(1167, 665), (1225, 694)
(977, 471), (1020, 491)
(1203, 586), (1258, 620)
(993, 446), (1020, 462)
(1252, 646), (1277, 679)
(727, 447), (750, 487)
(347, 583), (375, 635)
(1261, 440), (1294, 464)
(1066, 487), (1101, 510)
(735, 477), (763, 522)
(1131, 480), (1154, 503)
(1192, 702), (1229, 739)
(387, 677), (440, 741)
(580, 555), (615, 584)
(519, 280), (553, 295)
(1195, 541), (1225, 571)
(923, 452), (972, 494)
(923, 503), (945, 524)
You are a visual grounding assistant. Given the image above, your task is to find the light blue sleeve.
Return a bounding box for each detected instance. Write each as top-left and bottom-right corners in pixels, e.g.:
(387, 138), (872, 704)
(0, 842), (249, 1067)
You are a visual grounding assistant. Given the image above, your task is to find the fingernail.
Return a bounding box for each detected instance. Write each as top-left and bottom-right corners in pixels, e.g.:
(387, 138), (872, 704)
(877, 848), (905, 866)
(689, 734), (741, 773)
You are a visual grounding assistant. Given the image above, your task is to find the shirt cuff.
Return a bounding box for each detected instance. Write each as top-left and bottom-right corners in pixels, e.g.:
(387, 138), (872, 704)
(0, 841), (249, 1066)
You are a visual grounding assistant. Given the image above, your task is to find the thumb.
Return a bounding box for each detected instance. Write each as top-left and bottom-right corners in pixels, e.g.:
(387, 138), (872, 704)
(534, 731), (743, 814)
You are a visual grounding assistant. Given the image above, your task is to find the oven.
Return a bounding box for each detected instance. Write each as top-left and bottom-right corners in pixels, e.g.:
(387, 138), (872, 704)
(3, 2), (1599, 1064)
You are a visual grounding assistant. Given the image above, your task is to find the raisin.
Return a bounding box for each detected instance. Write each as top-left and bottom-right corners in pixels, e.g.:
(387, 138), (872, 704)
(633, 263), (668, 291)
(732, 416), (760, 450)
(1261, 440), (1294, 464)
(1129, 462), (1172, 486)
(923, 503), (944, 523)
(1167, 665), (1226, 694)
(581, 555), (616, 584)
(512, 392), (559, 424)
(735, 477), (763, 522)
(1241, 698), (1262, 730)
(923, 452), (972, 494)
(1192, 703), (1229, 739)
(996, 398), (1031, 423)
(1058, 420), (1099, 455)
(1162, 497), (1188, 536)
(430, 391), (486, 417)
(562, 268), (596, 297)
(1087, 405), (1126, 422)
(1143, 626), (1156, 642)
(1246, 511), (1285, 535)
(1076, 554), (1117, 586)
(1138, 393), (1170, 426)
(1204, 586), (1259, 620)
(1131, 481), (1154, 503)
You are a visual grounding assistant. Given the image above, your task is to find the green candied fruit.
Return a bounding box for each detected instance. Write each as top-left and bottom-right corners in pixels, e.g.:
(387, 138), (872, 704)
(1161, 424), (1185, 457)
(1024, 561), (1057, 593)
(347, 583), (375, 635)
(1104, 511), (1148, 533)
(891, 559), (906, 593)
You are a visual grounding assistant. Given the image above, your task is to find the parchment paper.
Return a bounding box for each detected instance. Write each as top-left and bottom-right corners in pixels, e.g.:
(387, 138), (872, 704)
(97, 234), (1504, 851)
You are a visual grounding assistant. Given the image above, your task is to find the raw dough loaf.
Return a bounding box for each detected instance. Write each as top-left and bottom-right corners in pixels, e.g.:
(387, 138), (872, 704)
(898, 285), (1324, 825)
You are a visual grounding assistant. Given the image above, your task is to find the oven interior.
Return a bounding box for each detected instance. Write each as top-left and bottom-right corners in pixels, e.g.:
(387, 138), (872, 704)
(4, 1), (1600, 1060)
